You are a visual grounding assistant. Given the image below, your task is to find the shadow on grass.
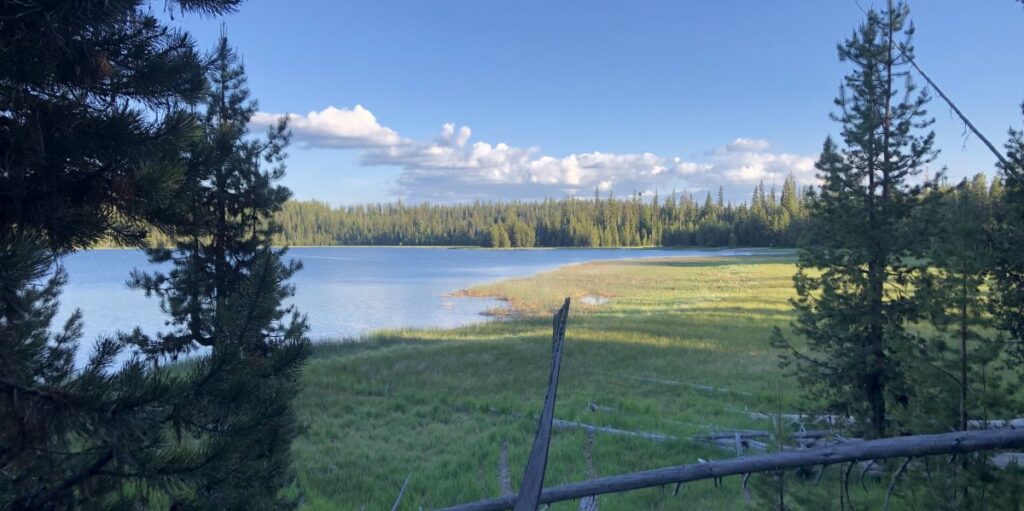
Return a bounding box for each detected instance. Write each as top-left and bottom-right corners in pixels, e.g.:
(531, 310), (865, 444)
(617, 256), (795, 269)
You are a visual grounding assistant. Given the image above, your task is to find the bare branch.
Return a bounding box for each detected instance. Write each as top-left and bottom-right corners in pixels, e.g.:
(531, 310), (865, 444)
(883, 457), (913, 511)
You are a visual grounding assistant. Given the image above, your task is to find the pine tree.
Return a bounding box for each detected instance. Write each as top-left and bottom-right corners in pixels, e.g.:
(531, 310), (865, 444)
(0, 1), (247, 508)
(128, 36), (310, 508)
(915, 176), (1004, 431)
(993, 104), (1024, 367)
(773, 1), (936, 438)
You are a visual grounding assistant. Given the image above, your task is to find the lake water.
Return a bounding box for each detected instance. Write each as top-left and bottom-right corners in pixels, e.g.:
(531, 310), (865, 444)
(57, 246), (756, 364)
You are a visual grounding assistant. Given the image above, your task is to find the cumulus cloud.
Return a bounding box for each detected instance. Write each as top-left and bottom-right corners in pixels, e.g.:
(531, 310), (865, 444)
(257, 105), (818, 202)
(706, 138), (817, 186)
(251, 105), (402, 148)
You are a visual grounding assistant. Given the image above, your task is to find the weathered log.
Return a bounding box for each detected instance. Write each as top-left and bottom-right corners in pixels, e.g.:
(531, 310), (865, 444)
(586, 402), (616, 413)
(553, 419), (675, 443)
(579, 430), (599, 511)
(513, 298), (570, 511)
(748, 411), (855, 427)
(439, 428), (1024, 511)
(991, 452), (1024, 468)
(968, 418), (1024, 430)
(694, 430), (771, 440)
(498, 441), (513, 497)
(619, 374), (751, 396)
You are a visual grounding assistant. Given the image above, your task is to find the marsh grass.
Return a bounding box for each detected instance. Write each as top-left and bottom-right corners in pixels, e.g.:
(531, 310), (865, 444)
(292, 254), (890, 509)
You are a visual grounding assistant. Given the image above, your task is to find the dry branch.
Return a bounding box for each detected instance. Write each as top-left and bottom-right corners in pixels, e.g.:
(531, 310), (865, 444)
(900, 48), (1013, 175)
(439, 428), (1024, 511)
(392, 473), (411, 511)
(586, 402), (616, 413)
(498, 441), (513, 497)
(513, 298), (570, 511)
(552, 419), (675, 443)
(579, 430), (599, 511)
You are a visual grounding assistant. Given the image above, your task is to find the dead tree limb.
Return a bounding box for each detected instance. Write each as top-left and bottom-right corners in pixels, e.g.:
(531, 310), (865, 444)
(553, 419), (675, 443)
(392, 473), (411, 511)
(619, 374), (751, 396)
(498, 441), (513, 497)
(439, 428), (1024, 511)
(883, 457), (913, 511)
(901, 48), (1014, 176)
(579, 430), (599, 511)
(842, 461), (855, 511)
(512, 298), (570, 511)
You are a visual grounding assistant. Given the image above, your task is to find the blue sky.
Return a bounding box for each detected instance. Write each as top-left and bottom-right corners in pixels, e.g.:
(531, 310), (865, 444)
(171, 1), (1024, 204)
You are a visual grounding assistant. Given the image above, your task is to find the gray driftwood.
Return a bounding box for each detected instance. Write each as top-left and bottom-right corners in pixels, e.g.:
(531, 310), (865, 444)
(439, 428), (1024, 511)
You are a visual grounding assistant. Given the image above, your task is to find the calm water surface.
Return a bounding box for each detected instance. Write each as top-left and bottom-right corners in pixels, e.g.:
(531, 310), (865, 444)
(58, 247), (756, 364)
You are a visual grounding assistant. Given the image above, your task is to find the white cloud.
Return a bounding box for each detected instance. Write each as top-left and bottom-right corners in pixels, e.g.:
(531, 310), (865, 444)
(251, 105), (402, 148)
(725, 137), (772, 153)
(258, 104), (818, 202)
(706, 138), (817, 186)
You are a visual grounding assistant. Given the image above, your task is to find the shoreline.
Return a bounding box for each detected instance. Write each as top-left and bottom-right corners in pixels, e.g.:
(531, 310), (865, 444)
(88, 244), (797, 252)
(326, 249), (795, 344)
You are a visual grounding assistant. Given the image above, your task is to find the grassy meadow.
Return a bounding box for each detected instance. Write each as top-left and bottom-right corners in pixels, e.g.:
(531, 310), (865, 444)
(290, 252), (882, 509)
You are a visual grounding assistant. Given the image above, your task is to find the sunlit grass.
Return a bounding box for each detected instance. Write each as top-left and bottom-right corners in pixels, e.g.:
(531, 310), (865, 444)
(291, 253), (887, 509)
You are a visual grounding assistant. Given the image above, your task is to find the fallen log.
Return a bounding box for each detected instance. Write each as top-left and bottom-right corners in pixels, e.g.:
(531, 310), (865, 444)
(748, 411), (855, 427)
(991, 452), (1024, 469)
(439, 428), (1024, 511)
(553, 419), (675, 443)
(968, 418), (1024, 430)
(620, 374), (751, 396)
(586, 402), (616, 413)
(498, 441), (512, 497)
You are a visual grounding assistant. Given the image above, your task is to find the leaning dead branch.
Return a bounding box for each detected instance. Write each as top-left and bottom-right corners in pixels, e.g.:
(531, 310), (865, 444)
(899, 47), (1014, 176)
(439, 428), (1024, 511)
(514, 298), (571, 511)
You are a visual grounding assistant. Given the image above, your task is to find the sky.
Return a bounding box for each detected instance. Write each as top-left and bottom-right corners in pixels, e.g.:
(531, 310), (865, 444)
(168, 1), (1024, 205)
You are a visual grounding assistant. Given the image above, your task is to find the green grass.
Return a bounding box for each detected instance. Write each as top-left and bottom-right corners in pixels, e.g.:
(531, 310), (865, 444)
(290, 253), (860, 509)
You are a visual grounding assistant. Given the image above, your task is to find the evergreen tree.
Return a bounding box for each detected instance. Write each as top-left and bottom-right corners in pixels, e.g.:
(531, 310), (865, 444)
(993, 104), (1024, 369)
(781, 173), (801, 217)
(773, 1), (936, 438)
(128, 36), (310, 508)
(0, 1), (249, 508)
(915, 176), (1004, 430)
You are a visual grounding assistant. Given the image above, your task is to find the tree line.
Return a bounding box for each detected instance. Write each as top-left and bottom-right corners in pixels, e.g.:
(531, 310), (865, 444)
(269, 179), (811, 248)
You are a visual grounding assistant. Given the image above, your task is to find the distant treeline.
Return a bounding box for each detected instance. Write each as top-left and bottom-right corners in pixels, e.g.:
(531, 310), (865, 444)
(268, 176), (811, 248)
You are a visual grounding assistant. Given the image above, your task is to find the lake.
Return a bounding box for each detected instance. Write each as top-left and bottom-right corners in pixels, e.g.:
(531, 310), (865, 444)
(58, 246), (758, 364)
